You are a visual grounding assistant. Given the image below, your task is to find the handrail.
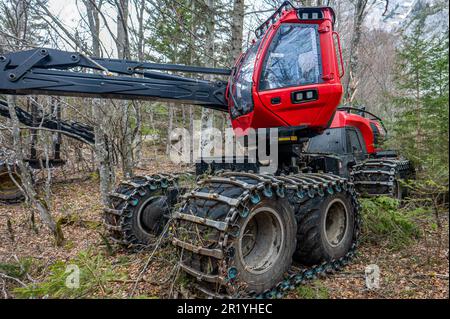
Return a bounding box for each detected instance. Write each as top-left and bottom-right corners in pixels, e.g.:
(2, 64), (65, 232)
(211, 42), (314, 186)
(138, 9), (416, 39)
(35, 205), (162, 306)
(333, 31), (345, 79)
(337, 106), (388, 134)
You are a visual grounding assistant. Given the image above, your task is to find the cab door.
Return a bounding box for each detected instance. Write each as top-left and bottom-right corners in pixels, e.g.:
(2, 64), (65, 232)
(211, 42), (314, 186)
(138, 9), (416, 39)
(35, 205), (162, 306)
(254, 21), (342, 130)
(346, 127), (367, 161)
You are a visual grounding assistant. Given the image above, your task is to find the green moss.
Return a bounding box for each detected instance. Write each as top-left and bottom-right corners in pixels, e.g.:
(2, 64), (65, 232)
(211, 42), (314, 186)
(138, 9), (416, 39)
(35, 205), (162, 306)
(296, 281), (330, 299)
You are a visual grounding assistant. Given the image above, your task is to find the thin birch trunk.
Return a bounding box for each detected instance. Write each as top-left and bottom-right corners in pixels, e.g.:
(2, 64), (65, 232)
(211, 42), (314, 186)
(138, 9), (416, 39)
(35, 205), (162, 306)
(344, 0), (368, 103)
(83, 0), (116, 203)
(116, 0), (134, 178)
(167, 104), (174, 155)
(230, 0), (245, 64)
(7, 96), (63, 245)
(200, 0), (216, 158)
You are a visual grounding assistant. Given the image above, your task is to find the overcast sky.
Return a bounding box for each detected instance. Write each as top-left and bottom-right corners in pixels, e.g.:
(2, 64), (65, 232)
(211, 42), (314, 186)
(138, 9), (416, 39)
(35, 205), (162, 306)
(45, 0), (429, 59)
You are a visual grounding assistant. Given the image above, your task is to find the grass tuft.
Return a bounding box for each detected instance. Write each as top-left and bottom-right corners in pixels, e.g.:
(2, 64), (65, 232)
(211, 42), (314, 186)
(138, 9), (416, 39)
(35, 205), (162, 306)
(13, 250), (126, 299)
(0, 257), (34, 279)
(360, 196), (422, 249)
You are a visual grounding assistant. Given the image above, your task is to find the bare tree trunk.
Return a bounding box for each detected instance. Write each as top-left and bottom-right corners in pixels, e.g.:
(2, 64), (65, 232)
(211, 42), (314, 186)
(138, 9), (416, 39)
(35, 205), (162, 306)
(230, 0), (245, 64)
(200, 0), (216, 157)
(119, 101), (134, 178)
(189, 106), (195, 162)
(7, 96), (63, 245)
(133, 102), (143, 166)
(181, 105), (187, 128)
(166, 104), (174, 155)
(344, 0), (368, 103)
(82, 0), (116, 203)
(116, 0), (134, 178)
(135, 0), (145, 61)
(16, 0), (29, 50)
(83, 0), (101, 56)
(116, 0), (130, 59)
(132, 0), (146, 166)
(189, 1), (196, 163)
(93, 101), (115, 205)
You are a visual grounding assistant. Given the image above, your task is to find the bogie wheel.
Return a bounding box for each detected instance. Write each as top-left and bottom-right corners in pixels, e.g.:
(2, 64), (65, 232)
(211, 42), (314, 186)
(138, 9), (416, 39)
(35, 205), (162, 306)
(294, 192), (357, 265)
(173, 173), (298, 296)
(173, 173), (360, 297)
(392, 180), (403, 201)
(104, 175), (179, 249)
(393, 168), (414, 202)
(0, 164), (24, 203)
(233, 198), (297, 293)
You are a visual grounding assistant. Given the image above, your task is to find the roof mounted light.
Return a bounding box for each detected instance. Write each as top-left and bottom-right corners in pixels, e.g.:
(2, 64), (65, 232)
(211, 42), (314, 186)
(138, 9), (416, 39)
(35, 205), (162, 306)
(297, 8), (324, 21)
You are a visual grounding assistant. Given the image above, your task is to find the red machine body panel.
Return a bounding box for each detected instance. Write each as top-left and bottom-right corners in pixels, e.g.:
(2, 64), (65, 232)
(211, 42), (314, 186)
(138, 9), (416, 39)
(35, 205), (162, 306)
(330, 110), (386, 154)
(228, 6), (343, 136)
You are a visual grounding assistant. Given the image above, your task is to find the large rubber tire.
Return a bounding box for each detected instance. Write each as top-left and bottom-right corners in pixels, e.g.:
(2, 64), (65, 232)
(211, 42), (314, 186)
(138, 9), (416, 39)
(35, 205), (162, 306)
(0, 163), (24, 203)
(105, 175), (176, 248)
(294, 192), (356, 266)
(232, 198), (297, 294)
(121, 191), (169, 243)
(175, 174), (297, 296)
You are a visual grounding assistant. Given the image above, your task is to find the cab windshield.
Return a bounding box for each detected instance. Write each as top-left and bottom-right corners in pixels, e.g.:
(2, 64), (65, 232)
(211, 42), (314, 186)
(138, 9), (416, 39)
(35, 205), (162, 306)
(259, 24), (321, 90)
(229, 39), (261, 119)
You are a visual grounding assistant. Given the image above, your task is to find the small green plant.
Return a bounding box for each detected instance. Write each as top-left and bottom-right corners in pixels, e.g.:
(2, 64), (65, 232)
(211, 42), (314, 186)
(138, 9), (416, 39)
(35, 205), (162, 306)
(0, 257), (34, 279)
(360, 196), (421, 249)
(13, 250), (126, 299)
(89, 171), (100, 181)
(63, 240), (75, 251)
(296, 281), (329, 299)
(175, 272), (192, 290)
(177, 173), (197, 190)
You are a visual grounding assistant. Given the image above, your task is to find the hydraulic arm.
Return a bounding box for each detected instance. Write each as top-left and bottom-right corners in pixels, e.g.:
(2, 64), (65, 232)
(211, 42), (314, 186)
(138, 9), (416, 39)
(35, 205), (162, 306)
(0, 99), (95, 144)
(0, 48), (230, 112)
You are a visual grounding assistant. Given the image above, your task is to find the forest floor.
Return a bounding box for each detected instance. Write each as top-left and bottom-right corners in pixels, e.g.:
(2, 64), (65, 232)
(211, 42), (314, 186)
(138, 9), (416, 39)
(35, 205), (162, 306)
(0, 161), (448, 299)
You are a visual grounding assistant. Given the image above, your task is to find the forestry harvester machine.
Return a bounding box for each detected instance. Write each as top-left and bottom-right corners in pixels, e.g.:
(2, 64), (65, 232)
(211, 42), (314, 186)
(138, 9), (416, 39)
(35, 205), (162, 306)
(0, 2), (414, 298)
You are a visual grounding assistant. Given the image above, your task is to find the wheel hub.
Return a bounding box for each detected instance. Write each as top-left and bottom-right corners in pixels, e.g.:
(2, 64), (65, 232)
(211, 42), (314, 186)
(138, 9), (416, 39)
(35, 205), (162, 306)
(239, 207), (284, 274)
(324, 199), (348, 247)
(138, 196), (169, 236)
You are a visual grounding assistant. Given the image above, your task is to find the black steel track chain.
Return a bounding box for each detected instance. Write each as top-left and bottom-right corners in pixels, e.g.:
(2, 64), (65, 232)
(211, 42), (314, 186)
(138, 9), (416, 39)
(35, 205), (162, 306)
(350, 158), (413, 197)
(171, 171), (361, 299)
(103, 172), (190, 249)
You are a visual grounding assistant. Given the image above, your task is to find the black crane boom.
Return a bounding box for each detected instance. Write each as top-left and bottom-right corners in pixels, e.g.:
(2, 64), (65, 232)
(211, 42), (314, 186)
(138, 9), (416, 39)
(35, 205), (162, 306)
(0, 48), (230, 111)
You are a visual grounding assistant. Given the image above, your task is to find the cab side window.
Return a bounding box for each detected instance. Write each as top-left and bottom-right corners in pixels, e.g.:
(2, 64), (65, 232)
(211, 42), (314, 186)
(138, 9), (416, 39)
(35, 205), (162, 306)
(259, 24), (321, 91)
